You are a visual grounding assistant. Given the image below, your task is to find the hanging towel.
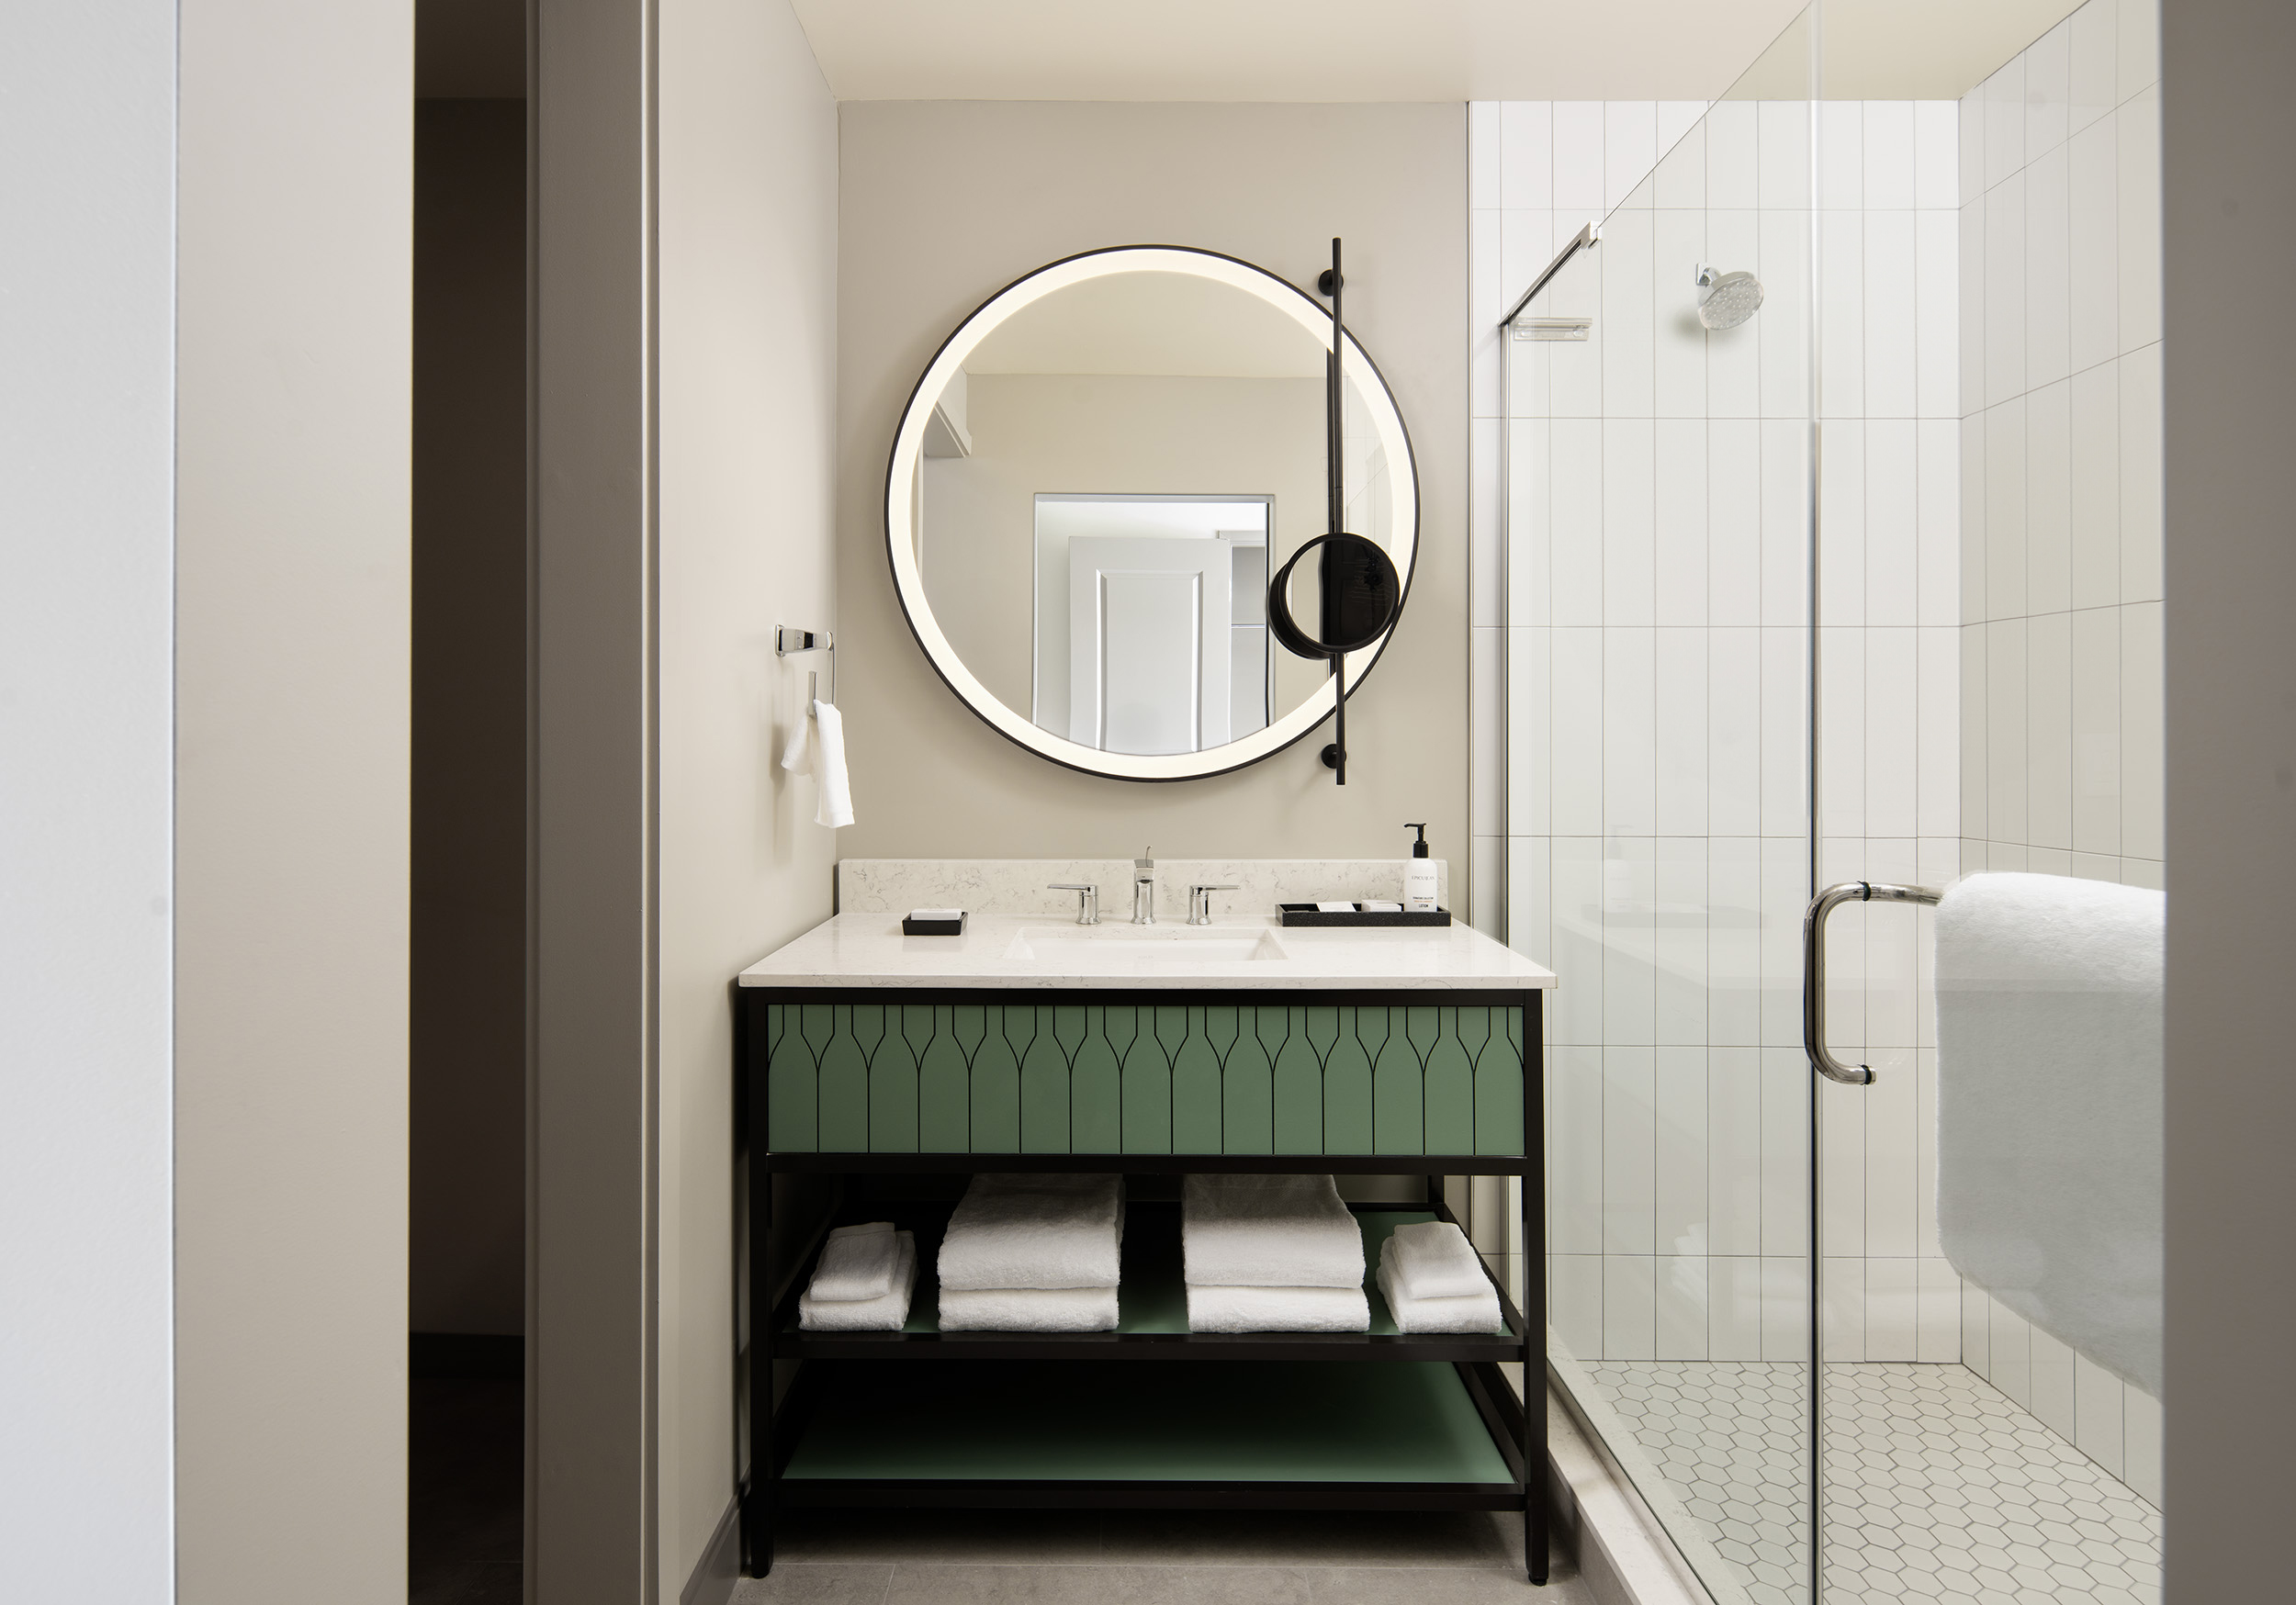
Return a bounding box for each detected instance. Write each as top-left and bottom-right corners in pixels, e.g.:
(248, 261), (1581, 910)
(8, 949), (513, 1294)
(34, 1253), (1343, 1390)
(779, 695), (854, 830)
(936, 1285), (1120, 1332)
(1185, 1283), (1368, 1333)
(1378, 1240), (1502, 1334)
(1182, 1173), (1363, 1289)
(798, 1230), (917, 1331)
(1381, 1220), (1489, 1302)
(1936, 871), (2165, 1397)
(937, 1173), (1125, 1292)
(805, 1221), (898, 1303)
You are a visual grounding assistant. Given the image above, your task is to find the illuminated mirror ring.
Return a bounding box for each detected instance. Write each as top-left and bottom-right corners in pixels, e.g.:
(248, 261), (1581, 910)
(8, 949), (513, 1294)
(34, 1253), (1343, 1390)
(884, 244), (1419, 783)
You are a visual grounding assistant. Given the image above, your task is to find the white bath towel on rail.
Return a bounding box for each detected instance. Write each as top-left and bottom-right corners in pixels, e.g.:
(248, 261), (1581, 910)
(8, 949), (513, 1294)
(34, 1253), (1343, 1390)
(1936, 871), (2164, 1397)
(1181, 1173), (1364, 1289)
(937, 1173), (1125, 1291)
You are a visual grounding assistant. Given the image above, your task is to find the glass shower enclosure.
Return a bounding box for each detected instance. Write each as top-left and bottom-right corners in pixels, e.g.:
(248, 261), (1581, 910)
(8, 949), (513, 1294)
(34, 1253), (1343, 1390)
(1484, 2), (2167, 1599)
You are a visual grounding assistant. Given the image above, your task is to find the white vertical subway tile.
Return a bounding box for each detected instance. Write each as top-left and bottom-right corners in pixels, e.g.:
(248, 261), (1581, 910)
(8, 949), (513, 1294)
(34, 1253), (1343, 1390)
(1500, 100), (1555, 211)
(2117, 89), (2162, 352)
(1469, 101), (1501, 209)
(1960, 624), (1988, 839)
(2118, 341), (2163, 601)
(1984, 57), (2025, 188)
(1985, 398), (2028, 620)
(1761, 1049), (1810, 1241)
(1654, 114), (1705, 211)
(1913, 100), (1958, 208)
(1604, 419), (1658, 627)
(1604, 1253), (1657, 1361)
(1961, 1280), (1991, 1377)
(1508, 626), (1550, 837)
(1602, 1046), (1657, 1253)
(1913, 1048), (1943, 1251)
(1819, 209), (1865, 420)
(2029, 1324), (2079, 1442)
(2070, 850), (2122, 882)
(1760, 1253), (1810, 1362)
(1985, 173), (2027, 407)
(1990, 1297), (2033, 1406)
(1603, 860), (1660, 1044)
(1986, 617), (2029, 845)
(1601, 208), (1658, 420)
(1707, 843), (1762, 1049)
(1866, 629), (1920, 840)
(1958, 198), (1986, 419)
(1705, 212), (1762, 419)
(1655, 629), (1709, 837)
(1918, 628), (1962, 838)
(1471, 416), (1503, 625)
(1653, 421), (1708, 629)
(1548, 1044), (1604, 1251)
(1822, 1255), (1866, 1360)
(1653, 1255), (1709, 1360)
(1653, 211), (1708, 421)
(1863, 210), (1919, 419)
(1654, 1045), (1708, 1250)
(1604, 101), (1659, 212)
(1654, 838), (1707, 1040)
(2027, 611), (2074, 851)
(1988, 841), (2031, 871)
(1864, 1256), (1920, 1361)
(1552, 102), (1606, 213)
(2067, 116), (2120, 374)
(1760, 848), (1807, 1046)
(1863, 101), (1916, 209)
(1914, 210), (1958, 419)
(1604, 629), (1658, 837)
(1708, 629), (1762, 837)
(1820, 627), (1865, 837)
(2025, 378), (2073, 615)
(1819, 100), (1863, 210)
(2122, 855), (2163, 890)
(2024, 142), (2072, 390)
(1471, 627), (1503, 836)
(2075, 1353), (2128, 1479)
(1658, 100), (1705, 158)
(1959, 411), (1986, 623)
(1759, 208), (1812, 419)
(1551, 841), (1607, 1043)
(1707, 1254), (1764, 1359)
(1957, 89), (1984, 207)
(2072, 606), (2122, 857)
(2124, 1383), (2164, 1509)
(1706, 1046), (1763, 1251)
(2120, 0), (2160, 97)
(1549, 1252), (1604, 1360)
(1549, 418), (1604, 623)
(2069, 0), (2120, 133)
(1472, 226), (1503, 420)
(1507, 832), (1551, 966)
(1863, 1052), (1919, 1256)
(1758, 97), (1810, 209)
(1915, 420), (1960, 629)
(1502, 208), (1553, 330)
(2026, 20), (2072, 157)
(1759, 419), (1810, 629)
(2026, 845), (2073, 876)
(1819, 422), (1865, 628)
(1917, 1256), (1961, 1361)
(1549, 262), (1604, 419)
(2120, 601), (2163, 860)
(1706, 421), (1760, 624)
(1471, 836), (1503, 937)
(1705, 99), (1759, 210)
(1865, 420), (1919, 627)
(2068, 360), (2121, 611)
(1761, 628), (1808, 840)
(1551, 628), (1604, 836)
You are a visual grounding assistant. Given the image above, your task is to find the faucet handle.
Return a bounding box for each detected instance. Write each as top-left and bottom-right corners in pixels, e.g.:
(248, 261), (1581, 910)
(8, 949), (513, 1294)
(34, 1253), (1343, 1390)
(1187, 884), (1241, 926)
(1047, 883), (1100, 926)
(1135, 845), (1155, 870)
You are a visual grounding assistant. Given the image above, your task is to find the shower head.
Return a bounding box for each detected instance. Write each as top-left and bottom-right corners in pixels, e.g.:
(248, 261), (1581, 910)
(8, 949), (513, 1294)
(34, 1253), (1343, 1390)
(1694, 264), (1764, 331)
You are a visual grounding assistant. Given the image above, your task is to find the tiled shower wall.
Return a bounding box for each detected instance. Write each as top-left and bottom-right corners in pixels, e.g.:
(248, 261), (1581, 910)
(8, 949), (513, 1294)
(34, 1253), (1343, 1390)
(1952, 0), (2166, 1505)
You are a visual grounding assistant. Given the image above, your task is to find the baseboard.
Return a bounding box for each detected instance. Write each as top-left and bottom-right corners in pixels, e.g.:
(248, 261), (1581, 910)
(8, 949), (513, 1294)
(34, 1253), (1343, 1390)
(410, 1330), (523, 1379)
(679, 1495), (742, 1605)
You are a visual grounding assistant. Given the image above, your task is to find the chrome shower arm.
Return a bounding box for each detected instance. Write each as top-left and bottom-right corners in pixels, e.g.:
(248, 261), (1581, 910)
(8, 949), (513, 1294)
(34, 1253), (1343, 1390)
(1804, 881), (1942, 1086)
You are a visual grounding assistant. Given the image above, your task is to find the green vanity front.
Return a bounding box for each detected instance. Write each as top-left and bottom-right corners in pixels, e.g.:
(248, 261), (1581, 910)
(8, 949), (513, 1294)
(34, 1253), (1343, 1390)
(757, 995), (1529, 1157)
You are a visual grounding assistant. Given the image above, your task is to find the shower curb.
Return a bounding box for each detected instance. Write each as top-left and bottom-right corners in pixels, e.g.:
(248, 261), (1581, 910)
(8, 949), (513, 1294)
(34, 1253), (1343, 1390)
(1540, 1365), (1720, 1605)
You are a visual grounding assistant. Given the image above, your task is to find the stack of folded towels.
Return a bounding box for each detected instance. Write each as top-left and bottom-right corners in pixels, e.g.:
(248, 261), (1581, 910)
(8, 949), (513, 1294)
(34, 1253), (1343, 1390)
(936, 1173), (1125, 1331)
(797, 1220), (918, 1331)
(1182, 1173), (1368, 1331)
(1377, 1219), (1503, 1333)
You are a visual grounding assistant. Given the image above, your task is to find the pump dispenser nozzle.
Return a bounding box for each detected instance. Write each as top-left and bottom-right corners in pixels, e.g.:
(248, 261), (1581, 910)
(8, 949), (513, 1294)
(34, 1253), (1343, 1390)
(1406, 824), (1429, 858)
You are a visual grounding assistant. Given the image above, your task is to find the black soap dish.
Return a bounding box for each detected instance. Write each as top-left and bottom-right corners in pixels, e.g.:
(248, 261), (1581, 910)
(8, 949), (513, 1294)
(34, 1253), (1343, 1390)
(902, 911), (967, 936)
(1278, 903), (1452, 928)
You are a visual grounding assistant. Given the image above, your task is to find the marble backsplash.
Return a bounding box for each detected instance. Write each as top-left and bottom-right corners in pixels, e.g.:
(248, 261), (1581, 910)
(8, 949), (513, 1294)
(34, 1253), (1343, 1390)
(836, 859), (1450, 922)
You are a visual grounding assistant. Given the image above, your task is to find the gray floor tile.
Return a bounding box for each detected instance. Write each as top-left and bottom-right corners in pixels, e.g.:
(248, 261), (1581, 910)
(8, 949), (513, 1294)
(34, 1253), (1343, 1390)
(1097, 1509), (1520, 1567)
(730, 1563), (895, 1603)
(771, 1508), (1108, 1563)
(883, 1563), (1316, 1605)
(1309, 1564), (1593, 1603)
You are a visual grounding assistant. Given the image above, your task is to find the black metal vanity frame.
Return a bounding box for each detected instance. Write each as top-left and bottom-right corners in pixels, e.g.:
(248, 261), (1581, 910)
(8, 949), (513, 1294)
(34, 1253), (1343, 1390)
(736, 984), (1548, 1584)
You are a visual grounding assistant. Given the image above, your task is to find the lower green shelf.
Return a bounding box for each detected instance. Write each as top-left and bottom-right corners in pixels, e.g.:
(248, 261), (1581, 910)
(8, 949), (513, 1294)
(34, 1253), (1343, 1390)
(782, 1360), (1515, 1485)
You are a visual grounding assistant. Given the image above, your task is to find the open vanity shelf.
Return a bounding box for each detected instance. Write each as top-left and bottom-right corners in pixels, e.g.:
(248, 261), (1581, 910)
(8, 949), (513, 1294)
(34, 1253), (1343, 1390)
(737, 977), (1548, 1582)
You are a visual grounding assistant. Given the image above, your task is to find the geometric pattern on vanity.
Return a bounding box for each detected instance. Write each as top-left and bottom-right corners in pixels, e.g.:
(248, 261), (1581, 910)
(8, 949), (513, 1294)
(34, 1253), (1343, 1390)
(765, 1000), (1525, 1155)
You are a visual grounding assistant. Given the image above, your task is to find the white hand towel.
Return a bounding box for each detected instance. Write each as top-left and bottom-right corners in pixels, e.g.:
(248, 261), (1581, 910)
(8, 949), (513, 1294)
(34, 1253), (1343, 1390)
(936, 1285), (1120, 1332)
(1186, 1284), (1368, 1333)
(1182, 1173), (1363, 1289)
(1378, 1240), (1502, 1334)
(779, 697), (855, 830)
(798, 1230), (917, 1330)
(805, 1220), (898, 1303)
(1383, 1220), (1488, 1301)
(1937, 870), (2165, 1396)
(938, 1173), (1125, 1291)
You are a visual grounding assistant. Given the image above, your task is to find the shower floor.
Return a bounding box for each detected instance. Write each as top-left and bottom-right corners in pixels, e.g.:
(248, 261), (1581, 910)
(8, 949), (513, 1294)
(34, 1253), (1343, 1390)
(1582, 1360), (2161, 1605)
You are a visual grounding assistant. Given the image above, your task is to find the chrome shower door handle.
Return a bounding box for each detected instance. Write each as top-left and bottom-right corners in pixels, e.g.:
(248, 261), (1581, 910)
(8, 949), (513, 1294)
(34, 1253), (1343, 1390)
(1804, 881), (1942, 1086)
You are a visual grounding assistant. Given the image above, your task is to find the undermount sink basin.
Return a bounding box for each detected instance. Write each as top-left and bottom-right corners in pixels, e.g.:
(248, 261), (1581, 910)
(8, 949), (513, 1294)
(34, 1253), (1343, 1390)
(1004, 926), (1291, 964)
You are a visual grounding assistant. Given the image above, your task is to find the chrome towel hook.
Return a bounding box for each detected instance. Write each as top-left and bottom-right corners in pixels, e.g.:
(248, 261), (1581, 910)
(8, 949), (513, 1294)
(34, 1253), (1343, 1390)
(775, 625), (834, 705)
(1804, 881), (1941, 1085)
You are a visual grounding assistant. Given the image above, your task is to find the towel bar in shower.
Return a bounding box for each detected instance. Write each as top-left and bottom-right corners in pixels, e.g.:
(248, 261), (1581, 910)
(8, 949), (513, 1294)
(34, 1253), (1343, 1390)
(1804, 881), (1941, 1085)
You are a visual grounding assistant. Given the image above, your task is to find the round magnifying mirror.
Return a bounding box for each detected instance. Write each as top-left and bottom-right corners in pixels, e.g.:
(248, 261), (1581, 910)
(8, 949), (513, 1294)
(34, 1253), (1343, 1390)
(884, 245), (1417, 781)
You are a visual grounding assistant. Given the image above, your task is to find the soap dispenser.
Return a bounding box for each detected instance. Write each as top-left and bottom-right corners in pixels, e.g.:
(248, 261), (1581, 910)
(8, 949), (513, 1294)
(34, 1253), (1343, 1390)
(1403, 824), (1437, 912)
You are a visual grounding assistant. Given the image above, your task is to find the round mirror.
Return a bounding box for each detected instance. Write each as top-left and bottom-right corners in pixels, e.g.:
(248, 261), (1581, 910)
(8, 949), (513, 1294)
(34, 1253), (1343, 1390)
(884, 245), (1417, 781)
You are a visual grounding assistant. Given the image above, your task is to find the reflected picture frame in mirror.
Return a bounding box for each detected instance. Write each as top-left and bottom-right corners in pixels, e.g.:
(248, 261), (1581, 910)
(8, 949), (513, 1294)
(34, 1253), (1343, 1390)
(884, 244), (1418, 782)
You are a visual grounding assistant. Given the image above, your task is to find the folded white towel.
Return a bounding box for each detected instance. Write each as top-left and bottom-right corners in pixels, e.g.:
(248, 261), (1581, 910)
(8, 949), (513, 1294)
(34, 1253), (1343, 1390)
(937, 1285), (1120, 1332)
(780, 696), (854, 830)
(799, 1230), (917, 1330)
(938, 1173), (1125, 1291)
(805, 1220), (898, 1303)
(1383, 1220), (1488, 1301)
(1186, 1284), (1368, 1333)
(1378, 1241), (1502, 1333)
(1182, 1173), (1363, 1289)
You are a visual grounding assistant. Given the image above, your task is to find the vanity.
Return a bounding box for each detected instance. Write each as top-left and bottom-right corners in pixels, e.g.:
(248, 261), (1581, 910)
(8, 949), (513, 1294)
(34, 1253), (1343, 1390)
(737, 863), (1557, 1579)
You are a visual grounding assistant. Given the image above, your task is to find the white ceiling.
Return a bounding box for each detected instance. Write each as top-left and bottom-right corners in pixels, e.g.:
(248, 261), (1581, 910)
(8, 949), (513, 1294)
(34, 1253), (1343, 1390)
(789, 0), (2088, 104)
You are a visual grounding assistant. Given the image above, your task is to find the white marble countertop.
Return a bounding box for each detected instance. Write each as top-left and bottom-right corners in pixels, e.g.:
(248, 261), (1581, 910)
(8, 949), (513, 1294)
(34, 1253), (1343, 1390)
(736, 914), (1557, 992)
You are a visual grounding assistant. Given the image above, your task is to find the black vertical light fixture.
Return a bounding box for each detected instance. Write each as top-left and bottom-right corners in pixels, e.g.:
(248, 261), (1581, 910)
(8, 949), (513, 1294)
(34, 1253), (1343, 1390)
(1267, 238), (1401, 786)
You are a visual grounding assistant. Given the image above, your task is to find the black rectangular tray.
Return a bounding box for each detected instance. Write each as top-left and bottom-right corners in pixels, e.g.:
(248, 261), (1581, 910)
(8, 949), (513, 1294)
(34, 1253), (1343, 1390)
(1278, 903), (1451, 927)
(902, 913), (968, 936)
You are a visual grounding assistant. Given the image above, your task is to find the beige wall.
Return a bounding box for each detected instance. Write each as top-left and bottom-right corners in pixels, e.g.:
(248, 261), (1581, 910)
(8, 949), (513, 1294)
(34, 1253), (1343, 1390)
(174, 1), (412, 1599)
(838, 102), (1468, 865)
(658, 0), (839, 1596)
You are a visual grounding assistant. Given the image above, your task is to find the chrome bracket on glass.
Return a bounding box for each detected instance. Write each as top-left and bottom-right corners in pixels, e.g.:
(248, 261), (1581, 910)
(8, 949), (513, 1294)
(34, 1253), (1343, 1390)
(1804, 881), (1941, 1085)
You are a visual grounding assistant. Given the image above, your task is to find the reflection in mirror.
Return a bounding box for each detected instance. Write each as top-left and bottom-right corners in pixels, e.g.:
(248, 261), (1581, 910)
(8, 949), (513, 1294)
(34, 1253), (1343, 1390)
(890, 249), (1414, 779)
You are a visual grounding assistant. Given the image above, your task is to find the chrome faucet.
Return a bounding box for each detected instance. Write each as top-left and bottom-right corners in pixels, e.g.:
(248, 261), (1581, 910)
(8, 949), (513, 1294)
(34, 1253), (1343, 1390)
(1132, 847), (1156, 925)
(1047, 882), (1100, 925)
(1187, 884), (1240, 926)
